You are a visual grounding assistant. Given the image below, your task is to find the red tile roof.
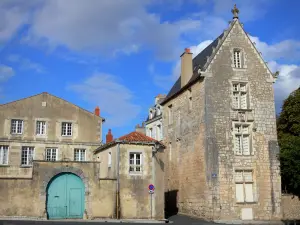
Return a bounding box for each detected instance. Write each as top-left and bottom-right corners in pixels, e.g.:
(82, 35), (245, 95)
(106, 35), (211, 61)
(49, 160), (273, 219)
(118, 131), (157, 142)
(94, 131), (163, 152)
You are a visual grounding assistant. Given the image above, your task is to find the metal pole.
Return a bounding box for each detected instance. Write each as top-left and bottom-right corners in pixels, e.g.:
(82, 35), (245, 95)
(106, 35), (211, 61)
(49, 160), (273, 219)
(150, 192), (153, 219)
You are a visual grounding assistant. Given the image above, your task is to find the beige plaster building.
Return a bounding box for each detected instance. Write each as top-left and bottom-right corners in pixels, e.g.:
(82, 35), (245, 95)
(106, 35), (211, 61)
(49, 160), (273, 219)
(0, 92), (165, 221)
(94, 131), (165, 220)
(161, 5), (282, 222)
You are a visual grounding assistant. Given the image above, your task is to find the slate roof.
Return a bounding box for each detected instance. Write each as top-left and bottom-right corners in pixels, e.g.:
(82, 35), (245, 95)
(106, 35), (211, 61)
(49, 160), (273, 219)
(161, 32), (224, 105)
(94, 131), (164, 152)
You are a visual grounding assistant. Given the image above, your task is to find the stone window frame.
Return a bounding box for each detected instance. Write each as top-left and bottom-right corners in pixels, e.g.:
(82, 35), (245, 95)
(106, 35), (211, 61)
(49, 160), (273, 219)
(230, 47), (247, 70)
(61, 121), (73, 137)
(127, 149), (144, 176)
(234, 169), (257, 204)
(74, 148), (86, 162)
(40, 167), (91, 219)
(11, 119), (24, 135)
(231, 81), (251, 110)
(0, 145), (9, 165)
(45, 147), (58, 161)
(231, 121), (253, 156)
(21, 146), (35, 167)
(36, 120), (47, 136)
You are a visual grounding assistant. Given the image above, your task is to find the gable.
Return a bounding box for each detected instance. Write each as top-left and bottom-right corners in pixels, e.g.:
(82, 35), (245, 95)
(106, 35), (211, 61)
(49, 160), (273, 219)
(204, 19), (276, 83)
(0, 92), (105, 121)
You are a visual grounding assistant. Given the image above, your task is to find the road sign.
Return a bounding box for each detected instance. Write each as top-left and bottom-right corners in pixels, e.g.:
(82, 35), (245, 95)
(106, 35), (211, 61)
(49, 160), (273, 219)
(148, 184), (155, 191)
(149, 190), (154, 194)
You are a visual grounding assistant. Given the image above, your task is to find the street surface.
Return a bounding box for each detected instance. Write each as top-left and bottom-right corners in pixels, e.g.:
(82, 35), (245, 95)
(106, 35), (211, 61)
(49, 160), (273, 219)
(0, 215), (219, 225)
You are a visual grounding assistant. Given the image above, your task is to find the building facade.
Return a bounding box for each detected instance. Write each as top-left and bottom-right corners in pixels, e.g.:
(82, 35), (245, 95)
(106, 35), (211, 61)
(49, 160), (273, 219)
(161, 6), (281, 222)
(94, 131), (165, 220)
(0, 92), (165, 220)
(145, 94), (166, 141)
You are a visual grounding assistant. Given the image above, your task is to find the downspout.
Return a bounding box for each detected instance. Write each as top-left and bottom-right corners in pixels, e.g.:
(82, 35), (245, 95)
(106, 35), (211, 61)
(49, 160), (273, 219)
(116, 139), (121, 219)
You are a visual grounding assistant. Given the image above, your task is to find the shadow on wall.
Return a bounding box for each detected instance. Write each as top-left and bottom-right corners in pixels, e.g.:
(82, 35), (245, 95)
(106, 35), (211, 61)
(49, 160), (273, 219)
(282, 221), (300, 225)
(165, 190), (178, 218)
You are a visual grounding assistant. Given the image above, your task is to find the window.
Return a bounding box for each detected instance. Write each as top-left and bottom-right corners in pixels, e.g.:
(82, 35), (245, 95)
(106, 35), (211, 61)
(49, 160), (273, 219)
(0, 145), (9, 165)
(108, 152), (112, 167)
(11, 119), (23, 134)
(74, 149), (86, 161)
(168, 105), (173, 124)
(129, 153), (142, 173)
(21, 147), (34, 166)
(234, 49), (242, 68)
(61, 122), (72, 136)
(234, 123), (251, 155)
(232, 83), (248, 109)
(36, 121), (46, 135)
(235, 170), (254, 203)
(45, 148), (57, 161)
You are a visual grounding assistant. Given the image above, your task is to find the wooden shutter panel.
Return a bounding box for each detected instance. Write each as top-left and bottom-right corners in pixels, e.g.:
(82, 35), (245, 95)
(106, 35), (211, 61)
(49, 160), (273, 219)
(245, 183), (254, 202)
(241, 93), (247, 109)
(236, 183), (244, 202)
(235, 135), (242, 155)
(233, 93), (239, 108)
(242, 135), (250, 155)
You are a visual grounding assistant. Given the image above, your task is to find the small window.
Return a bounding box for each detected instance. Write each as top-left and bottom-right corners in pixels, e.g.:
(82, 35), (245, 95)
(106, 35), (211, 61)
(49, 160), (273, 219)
(232, 83), (248, 109)
(36, 121), (46, 135)
(108, 152), (112, 167)
(234, 49), (242, 68)
(74, 149), (86, 161)
(11, 119), (23, 134)
(234, 123), (251, 155)
(129, 153), (142, 174)
(45, 148), (57, 161)
(235, 170), (254, 203)
(21, 146), (34, 166)
(61, 122), (72, 136)
(0, 145), (9, 165)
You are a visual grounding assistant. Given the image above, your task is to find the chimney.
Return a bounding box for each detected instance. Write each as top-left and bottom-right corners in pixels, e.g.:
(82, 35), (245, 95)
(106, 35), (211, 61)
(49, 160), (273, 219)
(94, 106), (100, 116)
(180, 48), (193, 88)
(106, 129), (113, 143)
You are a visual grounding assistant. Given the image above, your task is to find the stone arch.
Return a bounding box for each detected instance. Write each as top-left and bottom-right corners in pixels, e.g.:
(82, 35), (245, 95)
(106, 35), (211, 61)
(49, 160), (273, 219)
(40, 166), (90, 219)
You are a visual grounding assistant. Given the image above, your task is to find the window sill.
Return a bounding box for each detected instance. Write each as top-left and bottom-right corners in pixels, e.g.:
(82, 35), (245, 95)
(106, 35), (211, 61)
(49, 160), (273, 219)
(0, 164), (10, 167)
(61, 135), (73, 137)
(236, 202), (257, 205)
(232, 67), (247, 71)
(20, 165), (33, 168)
(36, 135), (47, 138)
(129, 173), (143, 176)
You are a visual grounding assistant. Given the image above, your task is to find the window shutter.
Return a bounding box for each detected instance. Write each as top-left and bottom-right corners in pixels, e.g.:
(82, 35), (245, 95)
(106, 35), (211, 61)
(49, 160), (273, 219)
(241, 93), (247, 109)
(245, 183), (254, 202)
(242, 135), (250, 155)
(233, 93), (239, 108)
(235, 135), (242, 155)
(235, 183), (244, 202)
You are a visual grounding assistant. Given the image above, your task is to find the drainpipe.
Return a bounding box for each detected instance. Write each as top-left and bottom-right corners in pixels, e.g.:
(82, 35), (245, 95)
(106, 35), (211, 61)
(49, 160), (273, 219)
(115, 139), (121, 219)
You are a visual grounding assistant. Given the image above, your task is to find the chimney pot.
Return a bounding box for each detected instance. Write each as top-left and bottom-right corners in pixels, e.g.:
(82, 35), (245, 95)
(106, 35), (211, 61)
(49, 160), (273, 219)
(106, 129), (113, 143)
(94, 106), (100, 116)
(185, 48), (191, 53)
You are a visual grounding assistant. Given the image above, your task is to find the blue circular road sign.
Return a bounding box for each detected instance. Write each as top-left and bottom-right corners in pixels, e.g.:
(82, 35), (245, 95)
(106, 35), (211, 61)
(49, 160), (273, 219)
(148, 184), (155, 190)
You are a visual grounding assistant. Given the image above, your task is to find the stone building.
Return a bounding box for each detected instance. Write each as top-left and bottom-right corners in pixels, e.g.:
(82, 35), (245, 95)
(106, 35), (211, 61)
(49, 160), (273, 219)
(94, 131), (165, 220)
(0, 92), (165, 220)
(145, 94), (166, 141)
(161, 5), (281, 222)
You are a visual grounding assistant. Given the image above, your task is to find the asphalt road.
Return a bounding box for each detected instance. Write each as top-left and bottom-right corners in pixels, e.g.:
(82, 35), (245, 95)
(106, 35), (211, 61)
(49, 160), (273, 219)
(0, 215), (217, 225)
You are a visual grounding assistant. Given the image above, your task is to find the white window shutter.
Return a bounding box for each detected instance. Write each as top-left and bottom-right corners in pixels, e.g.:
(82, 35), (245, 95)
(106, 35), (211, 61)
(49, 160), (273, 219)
(233, 93), (239, 108)
(235, 135), (242, 155)
(241, 93), (247, 109)
(242, 135), (250, 155)
(245, 183), (254, 202)
(236, 183), (244, 202)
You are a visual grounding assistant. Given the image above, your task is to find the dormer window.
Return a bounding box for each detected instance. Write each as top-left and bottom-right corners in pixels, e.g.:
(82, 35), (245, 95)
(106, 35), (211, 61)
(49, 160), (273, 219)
(234, 49), (242, 68)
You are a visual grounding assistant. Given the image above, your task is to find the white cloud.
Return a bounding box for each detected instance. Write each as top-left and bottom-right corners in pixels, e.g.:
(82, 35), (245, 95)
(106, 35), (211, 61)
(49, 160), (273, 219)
(67, 73), (141, 127)
(7, 54), (46, 73)
(0, 64), (14, 81)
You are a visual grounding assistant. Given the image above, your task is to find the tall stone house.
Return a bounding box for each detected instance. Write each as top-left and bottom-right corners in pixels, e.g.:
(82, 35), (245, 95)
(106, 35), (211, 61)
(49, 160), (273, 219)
(145, 94), (166, 141)
(161, 5), (281, 222)
(0, 92), (165, 220)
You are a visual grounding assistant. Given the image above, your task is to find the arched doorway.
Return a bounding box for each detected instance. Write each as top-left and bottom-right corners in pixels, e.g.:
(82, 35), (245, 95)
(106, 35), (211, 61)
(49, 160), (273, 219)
(46, 172), (85, 219)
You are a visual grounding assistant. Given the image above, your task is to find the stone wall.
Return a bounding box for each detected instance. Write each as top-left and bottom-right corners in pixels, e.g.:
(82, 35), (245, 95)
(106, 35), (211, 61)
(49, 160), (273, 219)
(94, 144), (165, 220)
(0, 161), (115, 219)
(282, 194), (300, 220)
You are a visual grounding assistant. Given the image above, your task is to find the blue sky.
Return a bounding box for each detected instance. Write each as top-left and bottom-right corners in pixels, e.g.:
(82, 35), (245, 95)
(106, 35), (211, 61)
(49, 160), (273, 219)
(0, 0), (300, 140)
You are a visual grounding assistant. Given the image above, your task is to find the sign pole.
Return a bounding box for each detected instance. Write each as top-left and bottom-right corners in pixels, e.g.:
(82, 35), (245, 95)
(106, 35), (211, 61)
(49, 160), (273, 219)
(150, 192), (152, 219)
(148, 184), (155, 220)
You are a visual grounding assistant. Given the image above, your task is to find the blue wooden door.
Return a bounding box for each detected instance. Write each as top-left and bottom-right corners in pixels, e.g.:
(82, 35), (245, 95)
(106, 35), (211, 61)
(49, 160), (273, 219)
(47, 173), (85, 219)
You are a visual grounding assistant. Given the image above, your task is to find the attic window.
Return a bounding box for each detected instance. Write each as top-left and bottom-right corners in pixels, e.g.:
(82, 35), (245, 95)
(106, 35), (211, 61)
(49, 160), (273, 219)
(233, 49), (242, 68)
